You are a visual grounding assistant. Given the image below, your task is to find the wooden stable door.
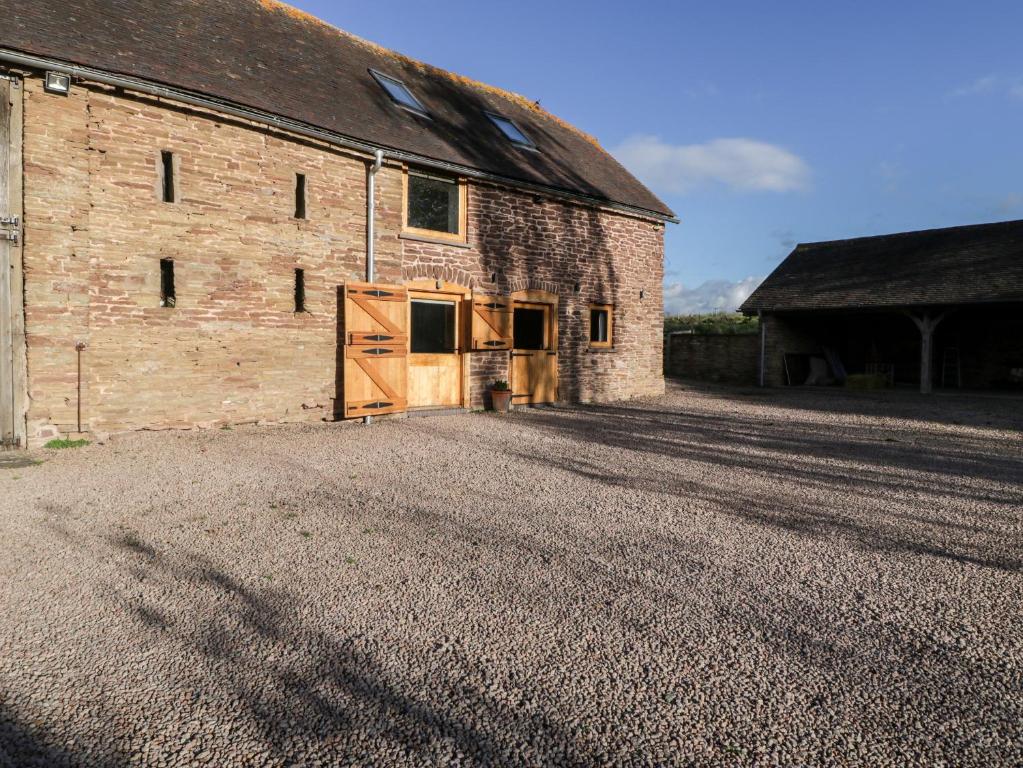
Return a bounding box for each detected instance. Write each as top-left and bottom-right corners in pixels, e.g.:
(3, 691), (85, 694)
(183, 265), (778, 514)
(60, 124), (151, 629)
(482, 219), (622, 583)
(407, 289), (465, 409)
(342, 282), (409, 418)
(511, 293), (558, 405)
(0, 76), (25, 448)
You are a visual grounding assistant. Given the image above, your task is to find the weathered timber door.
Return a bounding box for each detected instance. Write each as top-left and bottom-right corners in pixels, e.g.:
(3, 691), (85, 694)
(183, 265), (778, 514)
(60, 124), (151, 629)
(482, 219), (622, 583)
(470, 295), (512, 351)
(0, 75), (26, 448)
(342, 282), (409, 418)
(511, 290), (558, 405)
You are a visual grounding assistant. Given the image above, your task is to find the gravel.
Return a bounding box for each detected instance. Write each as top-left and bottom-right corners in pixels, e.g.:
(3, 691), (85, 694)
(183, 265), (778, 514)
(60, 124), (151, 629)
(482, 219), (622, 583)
(0, 381), (1021, 767)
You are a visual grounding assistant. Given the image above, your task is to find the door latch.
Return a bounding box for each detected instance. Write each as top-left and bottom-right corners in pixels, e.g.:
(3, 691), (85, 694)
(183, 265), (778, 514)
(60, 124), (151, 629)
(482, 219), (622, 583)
(0, 216), (19, 244)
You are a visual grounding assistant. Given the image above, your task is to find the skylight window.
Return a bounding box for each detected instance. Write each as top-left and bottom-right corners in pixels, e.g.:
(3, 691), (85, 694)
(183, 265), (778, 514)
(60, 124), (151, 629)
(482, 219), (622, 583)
(486, 112), (535, 148)
(370, 69), (427, 115)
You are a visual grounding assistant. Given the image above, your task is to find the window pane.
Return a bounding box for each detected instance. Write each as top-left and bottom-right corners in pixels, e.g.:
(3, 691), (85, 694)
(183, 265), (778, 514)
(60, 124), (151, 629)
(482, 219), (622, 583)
(411, 300), (456, 353)
(489, 113), (533, 147)
(372, 71), (427, 113)
(514, 308), (546, 350)
(590, 309), (608, 343)
(407, 174), (460, 234)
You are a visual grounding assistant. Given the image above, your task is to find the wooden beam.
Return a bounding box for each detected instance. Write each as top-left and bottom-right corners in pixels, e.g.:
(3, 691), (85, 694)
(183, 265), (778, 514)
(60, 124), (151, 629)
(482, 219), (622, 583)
(905, 310), (948, 394)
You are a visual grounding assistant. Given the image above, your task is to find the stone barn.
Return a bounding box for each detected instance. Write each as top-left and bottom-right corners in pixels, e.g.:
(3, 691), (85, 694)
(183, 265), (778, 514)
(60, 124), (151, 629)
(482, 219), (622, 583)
(741, 219), (1023, 393)
(0, 0), (675, 447)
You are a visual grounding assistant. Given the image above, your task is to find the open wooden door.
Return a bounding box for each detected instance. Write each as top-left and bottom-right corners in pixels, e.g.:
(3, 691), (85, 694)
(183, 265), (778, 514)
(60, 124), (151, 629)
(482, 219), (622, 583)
(0, 75), (25, 448)
(342, 282), (409, 418)
(470, 295), (513, 351)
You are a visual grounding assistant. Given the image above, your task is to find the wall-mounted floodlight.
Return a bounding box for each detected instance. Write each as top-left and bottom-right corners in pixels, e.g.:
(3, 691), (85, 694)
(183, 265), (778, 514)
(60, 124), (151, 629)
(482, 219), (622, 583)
(44, 71), (71, 95)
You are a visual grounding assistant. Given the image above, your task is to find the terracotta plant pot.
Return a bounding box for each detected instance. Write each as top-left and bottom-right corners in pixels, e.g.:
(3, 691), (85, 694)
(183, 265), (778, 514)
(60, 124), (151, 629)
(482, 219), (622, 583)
(490, 389), (512, 413)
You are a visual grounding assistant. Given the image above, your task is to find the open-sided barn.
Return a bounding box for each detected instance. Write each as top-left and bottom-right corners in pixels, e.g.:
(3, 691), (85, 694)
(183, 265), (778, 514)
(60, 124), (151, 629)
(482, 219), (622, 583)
(741, 219), (1023, 393)
(0, 0), (675, 447)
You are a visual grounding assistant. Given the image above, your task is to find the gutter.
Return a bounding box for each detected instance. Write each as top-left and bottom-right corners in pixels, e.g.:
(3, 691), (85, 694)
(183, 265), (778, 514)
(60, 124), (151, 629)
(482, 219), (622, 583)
(0, 48), (679, 225)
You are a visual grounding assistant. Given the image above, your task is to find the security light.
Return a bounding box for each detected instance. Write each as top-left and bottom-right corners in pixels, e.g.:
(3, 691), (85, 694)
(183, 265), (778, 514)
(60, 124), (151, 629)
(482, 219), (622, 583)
(44, 71), (71, 95)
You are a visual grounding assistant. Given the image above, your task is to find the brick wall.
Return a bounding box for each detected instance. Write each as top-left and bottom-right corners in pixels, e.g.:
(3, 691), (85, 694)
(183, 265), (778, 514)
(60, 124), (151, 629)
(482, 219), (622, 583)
(665, 333), (758, 384)
(19, 73), (665, 443)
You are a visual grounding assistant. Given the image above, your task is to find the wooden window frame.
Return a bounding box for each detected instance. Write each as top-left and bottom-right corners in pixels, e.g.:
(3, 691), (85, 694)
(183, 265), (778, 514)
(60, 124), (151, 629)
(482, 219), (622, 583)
(589, 303), (613, 348)
(402, 167), (467, 245)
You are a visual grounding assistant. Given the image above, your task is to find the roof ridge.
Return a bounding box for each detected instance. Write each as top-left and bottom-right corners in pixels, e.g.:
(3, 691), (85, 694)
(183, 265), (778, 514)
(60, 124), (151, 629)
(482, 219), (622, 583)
(797, 217), (1023, 250)
(255, 0), (602, 148)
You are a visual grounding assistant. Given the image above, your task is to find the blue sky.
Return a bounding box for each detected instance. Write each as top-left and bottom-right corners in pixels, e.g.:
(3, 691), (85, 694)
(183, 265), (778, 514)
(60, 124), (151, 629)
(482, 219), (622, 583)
(292, 0), (1023, 313)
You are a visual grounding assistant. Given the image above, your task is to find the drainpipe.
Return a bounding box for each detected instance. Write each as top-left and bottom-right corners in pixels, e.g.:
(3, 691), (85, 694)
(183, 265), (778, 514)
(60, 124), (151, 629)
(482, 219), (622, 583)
(364, 149), (384, 425)
(366, 149), (384, 283)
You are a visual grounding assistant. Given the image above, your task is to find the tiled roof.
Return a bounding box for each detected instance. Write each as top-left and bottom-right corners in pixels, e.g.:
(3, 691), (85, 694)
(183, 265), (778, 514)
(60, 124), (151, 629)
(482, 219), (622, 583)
(741, 219), (1023, 313)
(1, 0), (674, 219)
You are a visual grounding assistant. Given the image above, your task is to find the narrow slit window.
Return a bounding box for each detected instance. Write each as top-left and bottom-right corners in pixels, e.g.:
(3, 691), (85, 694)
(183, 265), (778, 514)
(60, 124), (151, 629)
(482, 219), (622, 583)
(295, 173), (306, 219)
(294, 268), (306, 312)
(486, 112), (535, 148)
(160, 259), (176, 308)
(160, 151), (175, 203)
(370, 69), (428, 115)
(589, 304), (612, 348)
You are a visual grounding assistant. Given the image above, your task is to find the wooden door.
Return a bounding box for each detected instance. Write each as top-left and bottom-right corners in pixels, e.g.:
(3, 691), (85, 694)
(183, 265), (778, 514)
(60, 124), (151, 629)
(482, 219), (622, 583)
(408, 290), (463, 409)
(470, 295), (512, 350)
(511, 292), (558, 405)
(0, 76), (25, 448)
(342, 282), (409, 418)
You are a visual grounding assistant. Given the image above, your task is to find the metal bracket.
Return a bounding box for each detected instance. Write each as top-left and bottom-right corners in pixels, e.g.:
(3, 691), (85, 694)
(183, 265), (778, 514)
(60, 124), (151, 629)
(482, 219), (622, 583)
(1, 216), (19, 245)
(0, 216), (17, 227)
(2, 231), (17, 244)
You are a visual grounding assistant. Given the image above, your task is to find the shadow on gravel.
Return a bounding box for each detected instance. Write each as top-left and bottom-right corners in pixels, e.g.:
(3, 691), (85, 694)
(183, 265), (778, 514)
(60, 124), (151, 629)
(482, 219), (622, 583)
(85, 535), (599, 766)
(510, 399), (1023, 574)
(0, 705), (129, 768)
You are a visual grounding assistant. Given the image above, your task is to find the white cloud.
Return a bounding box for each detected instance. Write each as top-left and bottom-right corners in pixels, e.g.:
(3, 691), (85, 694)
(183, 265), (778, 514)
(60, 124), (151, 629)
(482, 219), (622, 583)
(613, 136), (810, 195)
(949, 74), (1023, 100)
(664, 276), (764, 315)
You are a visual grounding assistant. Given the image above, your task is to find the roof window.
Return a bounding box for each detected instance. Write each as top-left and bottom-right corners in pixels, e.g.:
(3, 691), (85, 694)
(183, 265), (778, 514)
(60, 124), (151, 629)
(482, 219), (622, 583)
(486, 112), (535, 148)
(370, 70), (428, 115)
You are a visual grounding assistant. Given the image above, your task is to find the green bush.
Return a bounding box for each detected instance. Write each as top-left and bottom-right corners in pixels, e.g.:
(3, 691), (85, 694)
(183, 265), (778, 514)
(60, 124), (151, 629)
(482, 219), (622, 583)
(664, 313), (759, 336)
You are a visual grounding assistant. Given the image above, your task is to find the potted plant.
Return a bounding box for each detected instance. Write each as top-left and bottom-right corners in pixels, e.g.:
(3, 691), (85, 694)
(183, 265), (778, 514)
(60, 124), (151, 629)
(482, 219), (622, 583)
(489, 379), (512, 413)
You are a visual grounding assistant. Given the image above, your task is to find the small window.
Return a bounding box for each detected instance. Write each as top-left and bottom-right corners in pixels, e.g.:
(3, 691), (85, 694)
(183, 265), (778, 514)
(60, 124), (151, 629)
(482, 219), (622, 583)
(294, 268), (305, 312)
(405, 170), (464, 239)
(160, 259), (176, 308)
(295, 173), (306, 219)
(589, 304), (612, 348)
(411, 299), (457, 353)
(160, 150), (175, 203)
(370, 70), (428, 115)
(486, 112), (535, 148)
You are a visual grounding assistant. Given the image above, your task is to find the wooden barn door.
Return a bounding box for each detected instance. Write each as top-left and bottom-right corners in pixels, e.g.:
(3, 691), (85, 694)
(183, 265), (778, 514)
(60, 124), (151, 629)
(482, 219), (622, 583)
(511, 291), (558, 405)
(0, 75), (25, 448)
(342, 282), (409, 418)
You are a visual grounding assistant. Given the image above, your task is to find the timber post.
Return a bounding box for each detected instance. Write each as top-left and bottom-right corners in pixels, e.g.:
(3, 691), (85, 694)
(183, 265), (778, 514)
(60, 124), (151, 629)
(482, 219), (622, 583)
(906, 310), (948, 394)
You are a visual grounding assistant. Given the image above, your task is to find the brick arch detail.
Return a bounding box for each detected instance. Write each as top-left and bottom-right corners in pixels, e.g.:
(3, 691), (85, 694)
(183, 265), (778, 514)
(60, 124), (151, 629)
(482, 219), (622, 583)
(401, 263), (475, 288)
(506, 277), (560, 295)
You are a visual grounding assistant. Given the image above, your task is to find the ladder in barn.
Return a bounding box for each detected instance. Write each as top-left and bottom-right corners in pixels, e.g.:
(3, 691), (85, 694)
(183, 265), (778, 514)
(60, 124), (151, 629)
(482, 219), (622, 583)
(941, 347), (961, 389)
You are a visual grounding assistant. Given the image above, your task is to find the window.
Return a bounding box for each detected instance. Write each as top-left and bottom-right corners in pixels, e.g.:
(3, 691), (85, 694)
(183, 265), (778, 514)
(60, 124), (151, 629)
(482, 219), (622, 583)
(411, 299), (456, 353)
(404, 170), (465, 241)
(589, 304), (613, 348)
(370, 70), (428, 115)
(294, 268), (305, 312)
(160, 150), (175, 203)
(160, 259), (176, 308)
(486, 112), (535, 148)
(513, 308), (547, 350)
(295, 173), (306, 219)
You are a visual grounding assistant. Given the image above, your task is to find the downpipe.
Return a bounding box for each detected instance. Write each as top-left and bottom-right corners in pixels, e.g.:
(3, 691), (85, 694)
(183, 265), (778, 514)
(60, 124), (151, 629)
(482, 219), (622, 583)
(364, 149), (384, 424)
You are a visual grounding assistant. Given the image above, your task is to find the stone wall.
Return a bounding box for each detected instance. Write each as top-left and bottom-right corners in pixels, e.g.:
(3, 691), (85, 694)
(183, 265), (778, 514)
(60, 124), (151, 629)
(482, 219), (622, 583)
(665, 333), (758, 384)
(19, 72), (665, 444)
(760, 313), (822, 386)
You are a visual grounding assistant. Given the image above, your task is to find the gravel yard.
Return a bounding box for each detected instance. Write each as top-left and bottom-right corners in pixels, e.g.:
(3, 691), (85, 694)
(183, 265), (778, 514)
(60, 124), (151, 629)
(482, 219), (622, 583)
(1, 381), (1021, 767)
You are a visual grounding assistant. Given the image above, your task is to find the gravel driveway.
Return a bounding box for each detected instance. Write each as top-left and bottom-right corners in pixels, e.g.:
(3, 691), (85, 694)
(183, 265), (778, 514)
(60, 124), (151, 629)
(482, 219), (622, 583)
(1, 381), (1021, 767)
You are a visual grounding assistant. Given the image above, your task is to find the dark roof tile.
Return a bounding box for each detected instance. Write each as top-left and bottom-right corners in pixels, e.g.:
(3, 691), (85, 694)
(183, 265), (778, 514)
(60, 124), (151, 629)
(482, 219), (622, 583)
(2, 0), (674, 219)
(741, 219), (1023, 313)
